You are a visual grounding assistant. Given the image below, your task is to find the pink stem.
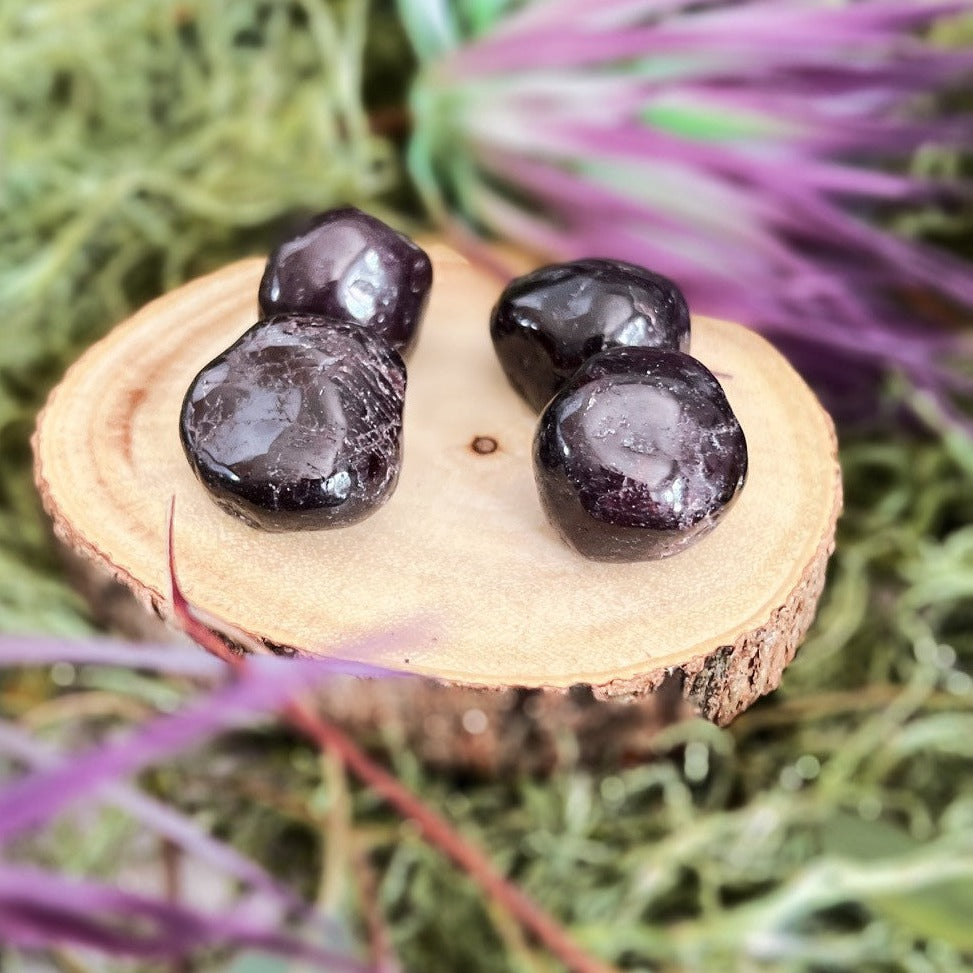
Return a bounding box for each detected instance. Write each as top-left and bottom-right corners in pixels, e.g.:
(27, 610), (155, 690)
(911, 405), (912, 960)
(167, 502), (616, 973)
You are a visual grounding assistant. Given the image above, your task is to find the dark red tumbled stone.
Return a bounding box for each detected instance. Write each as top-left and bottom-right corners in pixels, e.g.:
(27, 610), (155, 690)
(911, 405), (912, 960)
(180, 314), (406, 531)
(491, 259), (691, 411)
(533, 347), (747, 562)
(258, 207), (432, 357)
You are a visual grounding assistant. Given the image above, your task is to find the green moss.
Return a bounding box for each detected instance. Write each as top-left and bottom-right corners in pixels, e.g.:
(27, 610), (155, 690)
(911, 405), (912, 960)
(0, 0), (399, 633)
(2, 3), (973, 972)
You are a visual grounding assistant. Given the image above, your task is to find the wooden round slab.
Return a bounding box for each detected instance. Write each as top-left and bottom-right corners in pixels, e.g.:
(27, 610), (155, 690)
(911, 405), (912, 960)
(34, 241), (841, 762)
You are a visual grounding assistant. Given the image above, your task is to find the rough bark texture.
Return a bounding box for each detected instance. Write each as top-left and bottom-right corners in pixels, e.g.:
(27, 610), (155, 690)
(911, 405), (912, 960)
(34, 240), (842, 770)
(61, 546), (705, 773)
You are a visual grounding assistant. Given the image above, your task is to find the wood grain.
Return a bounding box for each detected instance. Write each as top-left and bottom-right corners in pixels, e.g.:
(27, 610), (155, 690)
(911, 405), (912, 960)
(34, 241), (841, 728)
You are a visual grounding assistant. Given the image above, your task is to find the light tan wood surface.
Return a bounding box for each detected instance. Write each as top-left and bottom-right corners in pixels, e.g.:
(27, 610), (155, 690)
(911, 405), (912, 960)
(34, 241), (841, 726)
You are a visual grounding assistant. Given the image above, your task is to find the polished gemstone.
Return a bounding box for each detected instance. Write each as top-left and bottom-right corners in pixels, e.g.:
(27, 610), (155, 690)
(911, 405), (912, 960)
(258, 207), (433, 357)
(491, 259), (691, 411)
(180, 314), (406, 530)
(533, 347), (747, 561)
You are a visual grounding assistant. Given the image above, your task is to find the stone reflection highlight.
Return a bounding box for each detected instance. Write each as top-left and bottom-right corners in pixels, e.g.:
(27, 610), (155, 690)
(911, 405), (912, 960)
(259, 207), (432, 357)
(533, 347), (747, 561)
(491, 258), (691, 412)
(180, 314), (406, 531)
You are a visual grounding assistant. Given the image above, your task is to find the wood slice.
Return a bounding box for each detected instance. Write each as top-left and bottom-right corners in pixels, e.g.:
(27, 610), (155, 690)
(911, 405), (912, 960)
(34, 241), (841, 767)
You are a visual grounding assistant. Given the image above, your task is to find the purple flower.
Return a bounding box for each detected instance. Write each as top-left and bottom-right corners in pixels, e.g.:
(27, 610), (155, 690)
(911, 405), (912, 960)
(402, 0), (973, 424)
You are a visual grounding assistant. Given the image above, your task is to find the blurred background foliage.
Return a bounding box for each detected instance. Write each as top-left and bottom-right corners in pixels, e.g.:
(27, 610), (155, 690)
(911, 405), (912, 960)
(1, 1), (972, 971)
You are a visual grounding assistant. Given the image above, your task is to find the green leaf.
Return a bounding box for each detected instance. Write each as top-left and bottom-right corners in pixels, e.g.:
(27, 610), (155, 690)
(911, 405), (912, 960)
(821, 814), (973, 948)
(819, 813), (916, 862)
(222, 952), (292, 973)
(396, 0), (460, 59)
(873, 886), (973, 950)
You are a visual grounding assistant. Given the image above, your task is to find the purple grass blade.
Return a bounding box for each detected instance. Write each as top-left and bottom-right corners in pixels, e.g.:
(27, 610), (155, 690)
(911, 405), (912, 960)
(467, 111), (936, 213)
(466, 0), (704, 44)
(765, 159), (937, 201)
(791, 113), (973, 153)
(0, 636), (224, 677)
(472, 144), (812, 271)
(473, 150), (964, 346)
(409, 0), (973, 429)
(685, 50), (973, 95)
(0, 639), (410, 844)
(0, 864), (372, 970)
(494, 119), (973, 308)
(472, 131), (947, 321)
(0, 720), (311, 919)
(448, 26), (695, 75)
(470, 178), (961, 380)
(720, 0), (973, 32)
(450, 8), (968, 76)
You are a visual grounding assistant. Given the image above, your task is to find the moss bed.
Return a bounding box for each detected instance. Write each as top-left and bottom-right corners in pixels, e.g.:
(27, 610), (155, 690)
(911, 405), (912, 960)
(1, 3), (972, 971)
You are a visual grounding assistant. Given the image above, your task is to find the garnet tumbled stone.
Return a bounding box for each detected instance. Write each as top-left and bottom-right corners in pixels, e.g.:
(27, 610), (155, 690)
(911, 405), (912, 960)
(533, 347), (747, 562)
(491, 259), (691, 412)
(180, 314), (406, 531)
(258, 207), (432, 357)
